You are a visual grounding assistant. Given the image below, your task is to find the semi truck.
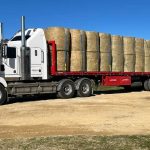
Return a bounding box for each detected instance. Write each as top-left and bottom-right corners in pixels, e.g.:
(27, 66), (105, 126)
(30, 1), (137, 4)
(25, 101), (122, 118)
(0, 16), (149, 105)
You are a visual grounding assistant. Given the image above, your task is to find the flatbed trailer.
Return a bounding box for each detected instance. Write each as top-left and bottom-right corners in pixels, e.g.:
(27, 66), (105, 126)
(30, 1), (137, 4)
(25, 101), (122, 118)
(48, 41), (150, 86)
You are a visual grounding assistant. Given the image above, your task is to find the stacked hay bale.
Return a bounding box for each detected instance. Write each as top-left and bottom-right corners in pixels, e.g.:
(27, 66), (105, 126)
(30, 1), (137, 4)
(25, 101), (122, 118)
(99, 33), (112, 71)
(144, 40), (150, 72)
(44, 27), (70, 71)
(70, 29), (86, 71)
(44, 27), (149, 73)
(135, 38), (145, 72)
(111, 35), (124, 72)
(123, 37), (135, 72)
(86, 31), (99, 71)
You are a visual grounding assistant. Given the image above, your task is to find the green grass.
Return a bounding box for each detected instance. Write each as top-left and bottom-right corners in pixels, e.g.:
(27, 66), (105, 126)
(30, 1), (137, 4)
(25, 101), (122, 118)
(0, 135), (150, 150)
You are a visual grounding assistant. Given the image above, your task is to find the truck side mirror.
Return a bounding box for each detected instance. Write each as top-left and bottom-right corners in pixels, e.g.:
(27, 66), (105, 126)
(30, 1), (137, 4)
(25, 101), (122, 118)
(2, 45), (16, 58)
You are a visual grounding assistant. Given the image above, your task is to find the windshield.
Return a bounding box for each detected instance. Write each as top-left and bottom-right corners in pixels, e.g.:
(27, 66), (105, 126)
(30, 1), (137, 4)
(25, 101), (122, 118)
(11, 35), (30, 41)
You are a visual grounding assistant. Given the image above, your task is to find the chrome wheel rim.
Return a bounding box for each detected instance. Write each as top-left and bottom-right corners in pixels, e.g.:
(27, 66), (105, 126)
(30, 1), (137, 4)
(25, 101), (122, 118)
(64, 84), (72, 95)
(0, 91), (2, 99)
(82, 83), (90, 94)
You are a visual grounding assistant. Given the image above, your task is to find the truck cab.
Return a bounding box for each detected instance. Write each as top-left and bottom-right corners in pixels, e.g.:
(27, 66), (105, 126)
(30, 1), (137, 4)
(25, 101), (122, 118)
(4, 28), (48, 80)
(0, 16), (93, 105)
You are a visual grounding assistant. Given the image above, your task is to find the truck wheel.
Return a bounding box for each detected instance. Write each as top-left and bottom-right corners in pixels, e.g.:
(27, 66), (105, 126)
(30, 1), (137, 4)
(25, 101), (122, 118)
(0, 84), (7, 105)
(144, 80), (149, 91)
(57, 79), (75, 99)
(148, 79), (150, 91)
(76, 79), (92, 97)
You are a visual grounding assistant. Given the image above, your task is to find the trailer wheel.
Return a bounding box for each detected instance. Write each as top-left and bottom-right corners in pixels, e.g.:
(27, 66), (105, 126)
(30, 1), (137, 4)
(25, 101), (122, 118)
(76, 78), (92, 97)
(144, 80), (149, 91)
(0, 84), (7, 105)
(148, 79), (150, 91)
(57, 79), (75, 99)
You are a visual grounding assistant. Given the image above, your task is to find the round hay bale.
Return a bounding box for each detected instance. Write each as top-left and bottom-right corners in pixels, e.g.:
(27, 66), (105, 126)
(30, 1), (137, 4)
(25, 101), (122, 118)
(144, 40), (150, 57)
(135, 38), (144, 72)
(135, 54), (145, 72)
(123, 37), (135, 72)
(111, 35), (123, 55)
(86, 31), (99, 52)
(144, 40), (150, 72)
(100, 52), (112, 72)
(44, 27), (71, 71)
(112, 54), (124, 72)
(99, 33), (111, 71)
(123, 37), (135, 54)
(44, 27), (65, 50)
(135, 38), (144, 53)
(56, 50), (65, 71)
(86, 31), (99, 71)
(99, 33), (111, 53)
(80, 31), (87, 71)
(70, 29), (86, 71)
(87, 52), (99, 71)
(70, 29), (81, 51)
(70, 51), (82, 71)
(111, 35), (124, 72)
(124, 54), (135, 72)
(145, 56), (150, 72)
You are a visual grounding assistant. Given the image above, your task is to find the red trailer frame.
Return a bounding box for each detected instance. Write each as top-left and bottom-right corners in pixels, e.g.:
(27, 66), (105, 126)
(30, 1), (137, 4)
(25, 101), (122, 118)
(48, 41), (150, 86)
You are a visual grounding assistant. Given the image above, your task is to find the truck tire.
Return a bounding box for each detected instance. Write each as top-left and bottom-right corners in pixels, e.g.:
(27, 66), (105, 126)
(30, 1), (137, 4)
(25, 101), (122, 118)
(144, 80), (149, 91)
(148, 79), (150, 91)
(57, 79), (75, 99)
(0, 84), (7, 105)
(76, 78), (92, 97)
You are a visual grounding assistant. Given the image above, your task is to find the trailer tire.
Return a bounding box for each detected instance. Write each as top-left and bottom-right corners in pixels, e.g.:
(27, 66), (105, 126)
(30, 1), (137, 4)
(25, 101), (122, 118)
(57, 79), (75, 99)
(76, 78), (92, 97)
(148, 79), (150, 91)
(0, 84), (7, 105)
(144, 80), (149, 91)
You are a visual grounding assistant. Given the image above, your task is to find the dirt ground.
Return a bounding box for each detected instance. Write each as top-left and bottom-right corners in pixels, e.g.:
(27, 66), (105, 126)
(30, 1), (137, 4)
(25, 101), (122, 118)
(0, 90), (150, 138)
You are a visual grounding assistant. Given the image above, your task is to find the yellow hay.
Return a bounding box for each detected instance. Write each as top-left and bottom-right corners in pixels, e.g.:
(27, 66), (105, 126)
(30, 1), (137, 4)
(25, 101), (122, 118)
(111, 35), (124, 72)
(135, 38), (144, 72)
(144, 40), (150, 72)
(99, 33), (111, 71)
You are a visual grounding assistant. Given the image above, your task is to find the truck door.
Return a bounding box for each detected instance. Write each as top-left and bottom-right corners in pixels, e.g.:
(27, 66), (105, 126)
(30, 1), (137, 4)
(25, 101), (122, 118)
(3, 47), (20, 77)
(31, 47), (42, 77)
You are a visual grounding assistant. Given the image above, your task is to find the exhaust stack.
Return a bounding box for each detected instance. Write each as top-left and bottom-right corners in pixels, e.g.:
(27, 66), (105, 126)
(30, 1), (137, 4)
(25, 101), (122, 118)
(21, 16), (25, 47)
(0, 23), (3, 65)
(0, 23), (3, 43)
(21, 16), (30, 80)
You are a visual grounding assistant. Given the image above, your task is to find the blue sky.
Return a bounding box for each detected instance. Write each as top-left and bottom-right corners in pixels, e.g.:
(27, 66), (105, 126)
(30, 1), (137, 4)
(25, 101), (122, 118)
(0, 0), (150, 39)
